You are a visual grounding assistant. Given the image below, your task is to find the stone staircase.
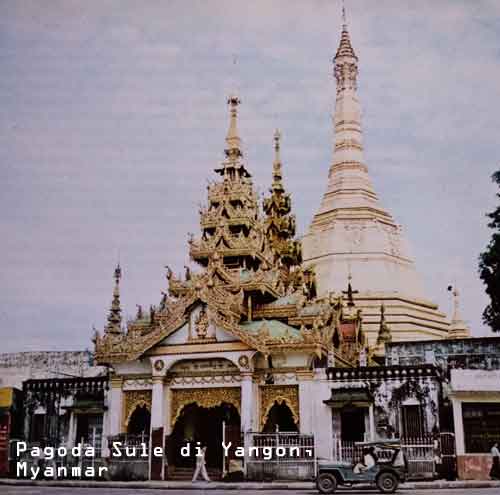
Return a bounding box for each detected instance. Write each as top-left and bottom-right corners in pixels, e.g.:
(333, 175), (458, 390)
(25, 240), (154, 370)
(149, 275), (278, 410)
(167, 466), (222, 481)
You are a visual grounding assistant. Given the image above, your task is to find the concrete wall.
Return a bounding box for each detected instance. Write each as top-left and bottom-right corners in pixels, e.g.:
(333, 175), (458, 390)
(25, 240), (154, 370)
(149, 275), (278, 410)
(457, 454), (494, 480)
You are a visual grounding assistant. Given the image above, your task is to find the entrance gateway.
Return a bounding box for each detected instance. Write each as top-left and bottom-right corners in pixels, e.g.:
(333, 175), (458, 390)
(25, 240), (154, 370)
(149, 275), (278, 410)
(167, 387), (241, 472)
(166, 385), (300, 476)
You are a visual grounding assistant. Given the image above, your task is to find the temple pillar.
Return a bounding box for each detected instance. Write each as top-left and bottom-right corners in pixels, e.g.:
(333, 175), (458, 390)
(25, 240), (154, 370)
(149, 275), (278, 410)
(151, 376), (165, 429)
(163, 384), (172, 435)
(240, 372), (254, 432)
(297, 370), (314, 434)
(108, 376), (123, 436)
(150, 358), (167, 481)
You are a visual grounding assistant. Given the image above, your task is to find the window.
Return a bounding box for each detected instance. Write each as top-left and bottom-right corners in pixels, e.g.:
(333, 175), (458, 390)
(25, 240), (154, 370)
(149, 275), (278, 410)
(463, 403), (500, 453)
(401, 405), (425, 439)
(75, 414), (103, 449)
(30, 414), (45, 443)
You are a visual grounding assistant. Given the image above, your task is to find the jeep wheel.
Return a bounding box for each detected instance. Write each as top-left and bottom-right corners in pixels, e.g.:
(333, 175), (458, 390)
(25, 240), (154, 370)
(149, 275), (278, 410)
(317, 472), (337, 494)
(376, 471), (399, 494)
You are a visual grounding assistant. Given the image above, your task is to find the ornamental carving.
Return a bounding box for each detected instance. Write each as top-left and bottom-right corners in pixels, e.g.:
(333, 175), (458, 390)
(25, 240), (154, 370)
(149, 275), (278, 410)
(171, 375), (242, 386)
(154, 359), (165, 372)
(122, 390), (152, 431)
(238, 355), (249, 369)
(260, 384), (299, 428)
(195, 306), (209, 339)
(171, 387), (241, 426)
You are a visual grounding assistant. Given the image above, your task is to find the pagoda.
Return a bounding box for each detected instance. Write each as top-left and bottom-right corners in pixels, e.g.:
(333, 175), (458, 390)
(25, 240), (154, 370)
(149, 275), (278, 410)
(302, 15), (450, 346)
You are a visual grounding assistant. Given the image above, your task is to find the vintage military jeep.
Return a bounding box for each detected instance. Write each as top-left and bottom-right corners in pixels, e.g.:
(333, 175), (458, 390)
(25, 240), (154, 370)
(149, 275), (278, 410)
(316, 441), (407, 494)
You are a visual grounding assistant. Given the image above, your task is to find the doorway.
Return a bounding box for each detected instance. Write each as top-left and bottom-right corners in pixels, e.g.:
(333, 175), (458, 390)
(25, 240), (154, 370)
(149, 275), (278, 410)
(127, 405), (151, 436)
(341, 407), (366, 442)
(262, 401), (298, 433)
(169, 402), (240, 469)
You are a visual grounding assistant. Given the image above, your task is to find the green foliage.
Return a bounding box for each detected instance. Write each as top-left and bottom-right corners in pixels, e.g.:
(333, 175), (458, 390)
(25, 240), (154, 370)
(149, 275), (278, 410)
(479, 170), (500, 332)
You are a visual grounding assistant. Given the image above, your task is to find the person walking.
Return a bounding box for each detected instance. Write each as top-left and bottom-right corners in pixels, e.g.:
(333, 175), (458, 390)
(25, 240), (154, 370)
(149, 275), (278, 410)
(491, 442), (500, 480)
(192, 445), (210, 482)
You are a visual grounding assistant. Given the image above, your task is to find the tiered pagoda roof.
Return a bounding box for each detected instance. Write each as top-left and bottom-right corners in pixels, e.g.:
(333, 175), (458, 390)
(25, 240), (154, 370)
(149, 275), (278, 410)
(94, 97), (367, 368)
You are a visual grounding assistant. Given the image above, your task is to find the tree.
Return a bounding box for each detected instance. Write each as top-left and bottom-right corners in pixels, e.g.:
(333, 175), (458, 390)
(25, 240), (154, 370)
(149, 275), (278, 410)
(479, 170), (500, 332)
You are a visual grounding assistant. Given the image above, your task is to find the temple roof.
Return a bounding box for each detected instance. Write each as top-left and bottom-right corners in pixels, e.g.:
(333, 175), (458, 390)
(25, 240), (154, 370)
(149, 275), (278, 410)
(241, 319), (302, 341)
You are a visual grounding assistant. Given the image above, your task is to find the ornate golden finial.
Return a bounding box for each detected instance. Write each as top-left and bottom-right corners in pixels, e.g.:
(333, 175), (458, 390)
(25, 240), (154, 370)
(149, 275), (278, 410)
(225, 96), (242, 158)
(105, 263), (123, 334)
(377, 302), (392, 345)
(334, 0), (358, 93)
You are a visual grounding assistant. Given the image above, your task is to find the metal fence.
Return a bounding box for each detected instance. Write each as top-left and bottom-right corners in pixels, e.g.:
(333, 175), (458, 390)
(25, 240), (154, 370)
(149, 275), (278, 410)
(244, 431), (316, 481)
(332, 435), (437, 480)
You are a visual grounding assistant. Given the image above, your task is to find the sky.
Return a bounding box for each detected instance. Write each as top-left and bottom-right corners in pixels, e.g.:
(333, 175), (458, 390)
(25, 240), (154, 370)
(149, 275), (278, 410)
(1, 0), (499, 352)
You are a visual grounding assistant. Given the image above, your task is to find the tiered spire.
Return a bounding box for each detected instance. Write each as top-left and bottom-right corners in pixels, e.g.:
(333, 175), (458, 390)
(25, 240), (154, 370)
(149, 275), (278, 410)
(449, 287), (471, 339)
(190, 97), (263, 270)
(215, 96), (251, 178)
(320, 7), (381, 213)
(263, 130), (301, 268)
(376, 303), (392, 346)
(105, 264), (122, 334)
(372, 303), (392, 360)
(302, 5), (449, 343)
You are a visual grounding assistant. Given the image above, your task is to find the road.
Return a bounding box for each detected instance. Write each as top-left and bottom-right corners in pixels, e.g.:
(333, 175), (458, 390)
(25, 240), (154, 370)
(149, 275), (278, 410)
(1, 488), (499, 495)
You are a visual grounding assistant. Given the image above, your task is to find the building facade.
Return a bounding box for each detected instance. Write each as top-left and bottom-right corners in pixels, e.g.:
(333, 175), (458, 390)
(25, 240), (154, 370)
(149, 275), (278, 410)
(387, 337), (500, 480)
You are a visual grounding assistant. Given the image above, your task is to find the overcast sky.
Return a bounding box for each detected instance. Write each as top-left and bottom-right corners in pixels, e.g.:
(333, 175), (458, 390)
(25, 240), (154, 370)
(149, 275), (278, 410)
(1, 0), (499, 352)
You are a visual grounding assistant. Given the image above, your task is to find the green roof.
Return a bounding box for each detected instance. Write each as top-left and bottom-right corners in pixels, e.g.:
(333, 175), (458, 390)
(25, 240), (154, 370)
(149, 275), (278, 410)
(240, 319), (302, 340)
(266, 293), (299, 306)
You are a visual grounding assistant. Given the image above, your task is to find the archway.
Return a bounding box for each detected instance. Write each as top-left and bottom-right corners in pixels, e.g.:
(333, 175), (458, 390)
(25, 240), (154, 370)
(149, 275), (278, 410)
(127, 405), (151, 436)
(263, 401), (298, 433)
(169, 402), (240, 470)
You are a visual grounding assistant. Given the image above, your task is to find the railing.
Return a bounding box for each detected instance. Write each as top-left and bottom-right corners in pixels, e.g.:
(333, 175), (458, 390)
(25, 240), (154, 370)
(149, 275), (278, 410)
(244, 431), (315, 481)
(331, 435), (437, 480)
(402, 436), (436, 479)
(107, 433), (150, 460)
(332, 437), (392, 464)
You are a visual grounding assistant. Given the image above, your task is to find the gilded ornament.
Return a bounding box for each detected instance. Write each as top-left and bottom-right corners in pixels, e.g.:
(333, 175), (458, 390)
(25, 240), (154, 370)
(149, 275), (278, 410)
(238, 355), (249, 369)
(170, 387), (241, 426)
(154, 359), (165, 372)
(122, 390), (152, 431)
(260, 384), (299, 428)
(195, 306), (209, 339)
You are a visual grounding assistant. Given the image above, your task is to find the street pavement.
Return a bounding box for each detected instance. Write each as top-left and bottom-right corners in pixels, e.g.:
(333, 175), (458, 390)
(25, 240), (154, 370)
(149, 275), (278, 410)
(2, 488), (500, 495)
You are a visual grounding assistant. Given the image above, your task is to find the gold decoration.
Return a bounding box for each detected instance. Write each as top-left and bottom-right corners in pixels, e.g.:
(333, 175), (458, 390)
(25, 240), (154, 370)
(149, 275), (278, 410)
(195, 306), (209, 339)
(122, 390), (152, 431)
(260, 385), (299, 428)
(171, 387), (241, 426)
(154, 359), (165, 372)
(93, 98), (361, 370)
(238, 355), (249, 369)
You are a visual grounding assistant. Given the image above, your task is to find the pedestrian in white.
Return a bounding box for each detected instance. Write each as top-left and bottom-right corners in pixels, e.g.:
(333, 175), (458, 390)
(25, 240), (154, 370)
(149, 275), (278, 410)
(192, 445), (210, 482)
